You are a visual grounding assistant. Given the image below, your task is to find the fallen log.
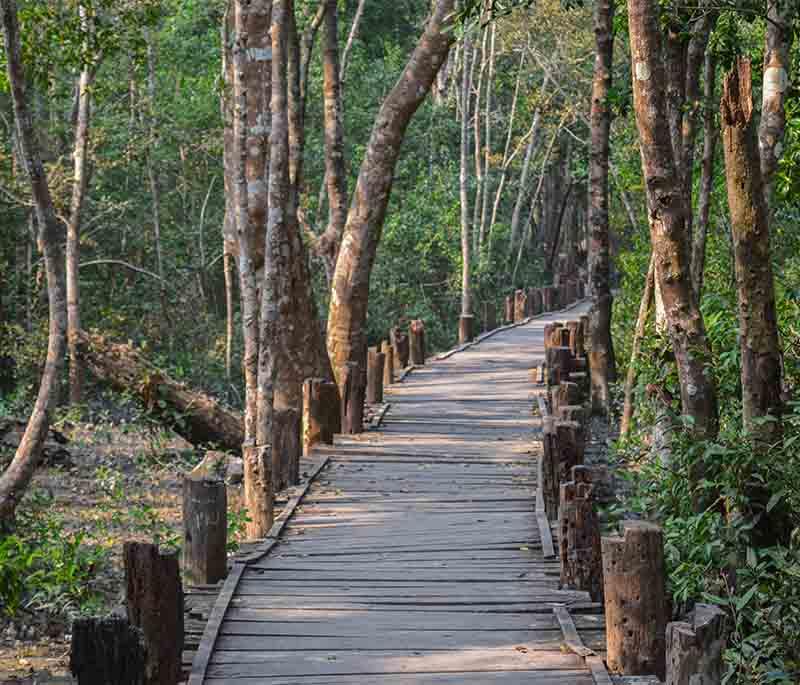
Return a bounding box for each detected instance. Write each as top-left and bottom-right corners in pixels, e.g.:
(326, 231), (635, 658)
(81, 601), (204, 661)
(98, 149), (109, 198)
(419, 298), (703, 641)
(76, 331), (244, 451)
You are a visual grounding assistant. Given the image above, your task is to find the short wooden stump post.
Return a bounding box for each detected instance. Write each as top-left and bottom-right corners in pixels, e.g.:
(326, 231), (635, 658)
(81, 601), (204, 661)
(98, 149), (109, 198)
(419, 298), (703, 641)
(70, 615), (147, 685)
(531, 288), (543, 315)
(482, 301), (496, 332)
(303, 378), (340, 455)
(541, 417), (559, 521)
(391, 327), (410, 370)
(458, 314), (475, 344)
(555, 420), (584, 482)
(123, 542), (183, 685)
(504, 295), (514, 323)
(243, 443), (273, 537)
(558, 404), (585, 424)
(546, 345), (573, 388)
(602, 521), (667, 679)
(273, 407), (301, 488)
(340, 361), (365, 433)
(565, 319), (584, 357)
(559, 465), (602, 602)
(367, 347), (386, 404)
(381, 340), (395, 386)
(555, 381), (581, 414)
(182, 472), (227, 585)
(666, 604), (727, 685)
(514, 289), (527, 322)
(409, 320), (426, 365)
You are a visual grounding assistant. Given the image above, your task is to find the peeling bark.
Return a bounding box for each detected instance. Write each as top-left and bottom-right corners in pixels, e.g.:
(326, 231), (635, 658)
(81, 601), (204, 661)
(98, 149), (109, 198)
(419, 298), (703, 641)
(326, 0), (455, 391)
(627, 0), (718, 442)
(721, 58), (782, 442)
(0, 0), (68, 526)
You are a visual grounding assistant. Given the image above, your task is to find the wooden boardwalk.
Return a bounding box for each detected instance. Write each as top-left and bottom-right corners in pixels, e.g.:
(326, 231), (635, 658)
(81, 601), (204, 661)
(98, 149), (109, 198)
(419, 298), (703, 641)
(193, 303), (605, 684)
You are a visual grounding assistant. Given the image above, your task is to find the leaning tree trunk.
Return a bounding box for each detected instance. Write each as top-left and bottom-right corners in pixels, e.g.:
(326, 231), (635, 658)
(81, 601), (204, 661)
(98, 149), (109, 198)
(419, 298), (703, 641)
(721, 58), (782, 443)
(0, 0), (68, 526)
(459, 36), (473, 338)
(587, 0), (616, 415)
(327, 0), (455, 391)
(627, 0), (718, 442)
(759, 0), (793, 203)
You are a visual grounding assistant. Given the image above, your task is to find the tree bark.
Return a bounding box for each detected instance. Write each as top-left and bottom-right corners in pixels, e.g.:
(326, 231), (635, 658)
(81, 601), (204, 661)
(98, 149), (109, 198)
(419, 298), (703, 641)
(317, 0), (349, 283)
(759, 0), (793, 201)
(0, 0), (68, 527)
(478, 23), (496, 251)
(587, 0), (615, 415)
(326, 0), (455, 393)
(691, 51), (717, 296)
(721, 58), (782, 442)
(627, 0), (718, 441)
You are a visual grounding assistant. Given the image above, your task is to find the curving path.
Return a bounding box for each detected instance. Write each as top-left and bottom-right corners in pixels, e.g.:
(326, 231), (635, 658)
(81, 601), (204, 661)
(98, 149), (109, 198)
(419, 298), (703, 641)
(194, 302), (603, 684)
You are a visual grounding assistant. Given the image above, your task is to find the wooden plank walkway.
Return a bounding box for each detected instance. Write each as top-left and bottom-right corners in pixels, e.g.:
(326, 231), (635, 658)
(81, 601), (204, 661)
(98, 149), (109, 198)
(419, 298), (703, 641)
(195, 303), (603, 684)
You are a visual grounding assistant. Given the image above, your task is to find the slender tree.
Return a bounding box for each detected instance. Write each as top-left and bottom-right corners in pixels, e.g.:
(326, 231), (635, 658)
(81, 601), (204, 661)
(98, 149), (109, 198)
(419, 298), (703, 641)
(587, 0), (616, 414)
(459, 36), (473, 342)
(0, 0), (68, 526)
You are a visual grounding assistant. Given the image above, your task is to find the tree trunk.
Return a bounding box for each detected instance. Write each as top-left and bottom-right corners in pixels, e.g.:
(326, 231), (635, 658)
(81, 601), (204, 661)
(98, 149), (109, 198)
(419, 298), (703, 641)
(587, 0), (615, 415)
(316, 0), (348, 282)
(326, 0), (455, 393)
(620, 254), (655, 436)
(758, 0), (793, 202)
(66, 16), (93, 406)
(478, 23), (496, 251)
(76, 330), (244, 451)
(721, 58), (782, 442)
(691, 51), (716, 296)
(459, 36), (473, 328)
(70, 616), (146, 685)
(0, 0), (68, 527)
(627, 0), (718, 442)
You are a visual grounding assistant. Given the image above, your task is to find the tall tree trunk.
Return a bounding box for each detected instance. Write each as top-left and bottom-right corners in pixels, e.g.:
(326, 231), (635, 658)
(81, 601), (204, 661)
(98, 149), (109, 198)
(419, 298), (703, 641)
(0, 0), (68, 526)
(317, 0), (348, 283)
(627, 0), (718, 441)
(621, 255), (655, 436)
(721, 58), (782, 442)
(459, 36), (473, 327)
(588, 0), (616, 414)
(327, 0), (455, 390)
(477, 23), (496, 252)
(759, 0), (793, 202)
(691, 51), (716, 296)
(66, 57), (93, 406)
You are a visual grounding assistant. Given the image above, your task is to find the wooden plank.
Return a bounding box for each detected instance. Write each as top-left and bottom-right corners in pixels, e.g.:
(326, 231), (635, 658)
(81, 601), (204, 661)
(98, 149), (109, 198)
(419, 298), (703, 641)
(553, 605), (595, 657)
(205, 670), (594, 684)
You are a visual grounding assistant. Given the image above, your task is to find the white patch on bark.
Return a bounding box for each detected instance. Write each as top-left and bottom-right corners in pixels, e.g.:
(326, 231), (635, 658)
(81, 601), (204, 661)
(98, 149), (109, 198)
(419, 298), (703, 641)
(248, 181), (266, 196)
(635, 62), (651, 81)
(247, 47), (272, 62)
(763, 66), (788, 100)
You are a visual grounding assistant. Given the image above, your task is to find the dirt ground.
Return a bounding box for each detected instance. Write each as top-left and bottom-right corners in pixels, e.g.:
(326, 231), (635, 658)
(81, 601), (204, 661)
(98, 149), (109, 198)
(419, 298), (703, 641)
(0, 419), (229, 682)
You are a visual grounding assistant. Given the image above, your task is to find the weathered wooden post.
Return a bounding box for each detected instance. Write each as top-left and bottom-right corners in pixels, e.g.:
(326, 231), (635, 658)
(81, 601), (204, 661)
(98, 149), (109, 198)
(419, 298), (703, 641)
(409, 319), (426, 365)
(666, 604), (727, 685)
(568, 371), (590, 399)
(366, 347), (386, 404)
(531, 288), (543, 315)
(514, 289), (527, 322)
(559, 465), (602, 602)
(303, 378), (340, 455)
(541, 417), (560, 521)
(71, 616), (147, 685)
(182, 471), (227, 585)
(566, 319), (584, 357)
(273, 408), (301, 489)
(602, 522), (668, 679)
(555, 420), (584, 482)
(381, 340), (395, 386)
(558, 404), (585, 424)
(555, 381), (581, 413)
(546, 346), (573, 388)
(123, 542), (183, 685)
(459, 314), (475, 344)
(339, 361), (365, 433)
(483, 301), (496, 332)
(391, 326), (410, 370)
(504, 294), (514, 323)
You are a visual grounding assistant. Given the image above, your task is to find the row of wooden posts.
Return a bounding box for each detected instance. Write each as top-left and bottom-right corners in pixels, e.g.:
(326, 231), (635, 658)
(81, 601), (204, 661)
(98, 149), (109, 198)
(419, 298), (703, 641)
(67, 282), (581, 684)
(540, 319), (727, 684)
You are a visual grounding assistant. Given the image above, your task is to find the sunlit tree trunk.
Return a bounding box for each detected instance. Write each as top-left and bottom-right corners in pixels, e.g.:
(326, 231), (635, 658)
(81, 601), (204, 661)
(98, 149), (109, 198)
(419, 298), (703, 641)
(0, 0), (67, 526)
(721, 58), (782, 442)
(587, 0), (616, 414)
(477, 23), (495, 252)
(627, 0), (718, 441)
(327, 0), (455, 391)
(459, 36), (473, 339)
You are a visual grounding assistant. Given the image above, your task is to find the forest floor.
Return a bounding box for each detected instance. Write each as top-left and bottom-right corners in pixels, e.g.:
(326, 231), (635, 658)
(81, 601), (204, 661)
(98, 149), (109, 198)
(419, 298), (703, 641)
(0, 418), (227, 682)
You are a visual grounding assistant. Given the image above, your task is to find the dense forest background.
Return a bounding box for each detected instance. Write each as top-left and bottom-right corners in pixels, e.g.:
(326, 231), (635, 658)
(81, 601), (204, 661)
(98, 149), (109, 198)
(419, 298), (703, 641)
(1, 0), (800, 681)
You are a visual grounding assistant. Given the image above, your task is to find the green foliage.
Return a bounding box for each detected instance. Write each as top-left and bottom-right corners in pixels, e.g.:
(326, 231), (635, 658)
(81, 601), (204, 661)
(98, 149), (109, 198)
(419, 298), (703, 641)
(0, 491), (106, 617)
